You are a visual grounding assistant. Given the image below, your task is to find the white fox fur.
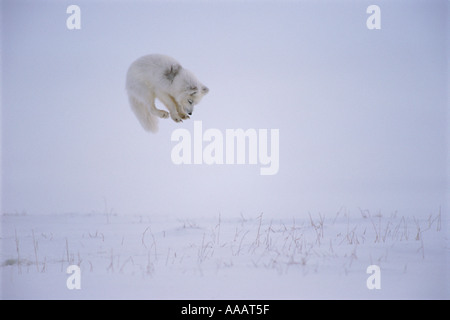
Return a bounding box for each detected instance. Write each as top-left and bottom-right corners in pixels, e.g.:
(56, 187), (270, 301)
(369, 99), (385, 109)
(126, 54), (209, 133)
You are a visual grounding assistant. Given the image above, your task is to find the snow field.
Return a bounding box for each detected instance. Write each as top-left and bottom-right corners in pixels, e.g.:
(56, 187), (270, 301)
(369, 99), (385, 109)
(1, 209), (448, 299)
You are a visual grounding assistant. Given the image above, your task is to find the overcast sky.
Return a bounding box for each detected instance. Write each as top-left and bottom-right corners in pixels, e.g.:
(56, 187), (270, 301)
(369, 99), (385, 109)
(1, 0), (448, 218)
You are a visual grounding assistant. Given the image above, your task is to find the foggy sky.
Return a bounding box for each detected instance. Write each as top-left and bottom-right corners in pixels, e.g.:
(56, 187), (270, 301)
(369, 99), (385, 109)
(1, 0), (448, 218)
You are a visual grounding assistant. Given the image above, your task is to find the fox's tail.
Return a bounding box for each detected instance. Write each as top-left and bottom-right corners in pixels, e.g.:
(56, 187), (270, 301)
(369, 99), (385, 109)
(127, 95), (158, 133)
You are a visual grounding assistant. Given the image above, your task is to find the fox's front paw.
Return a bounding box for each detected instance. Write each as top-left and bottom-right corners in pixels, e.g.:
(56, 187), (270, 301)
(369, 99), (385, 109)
(179, 113), (190, 120)
(170, 112), (183, 123)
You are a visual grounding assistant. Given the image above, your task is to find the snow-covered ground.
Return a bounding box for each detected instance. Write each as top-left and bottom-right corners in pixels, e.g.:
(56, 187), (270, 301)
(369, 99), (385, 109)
(1, 210), (448, 300)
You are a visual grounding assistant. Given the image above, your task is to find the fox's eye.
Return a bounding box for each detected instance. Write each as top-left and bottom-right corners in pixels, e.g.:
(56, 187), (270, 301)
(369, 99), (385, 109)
(188, 99), (193, 105)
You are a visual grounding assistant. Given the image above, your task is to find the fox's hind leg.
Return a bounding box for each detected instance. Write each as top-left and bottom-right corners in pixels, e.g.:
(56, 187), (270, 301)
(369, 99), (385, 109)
(150, 103), (169, 119)
(148, 94), (169, 119)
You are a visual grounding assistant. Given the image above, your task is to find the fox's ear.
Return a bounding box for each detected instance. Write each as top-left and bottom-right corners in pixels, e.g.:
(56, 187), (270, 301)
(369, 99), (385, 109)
(201, 86), (209, 95)
(164, 64), (182, 83)
(187, 85), (198, 96)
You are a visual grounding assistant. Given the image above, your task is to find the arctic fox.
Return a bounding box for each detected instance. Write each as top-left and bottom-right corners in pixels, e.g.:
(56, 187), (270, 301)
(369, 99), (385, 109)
(126, 54), (209, 133)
